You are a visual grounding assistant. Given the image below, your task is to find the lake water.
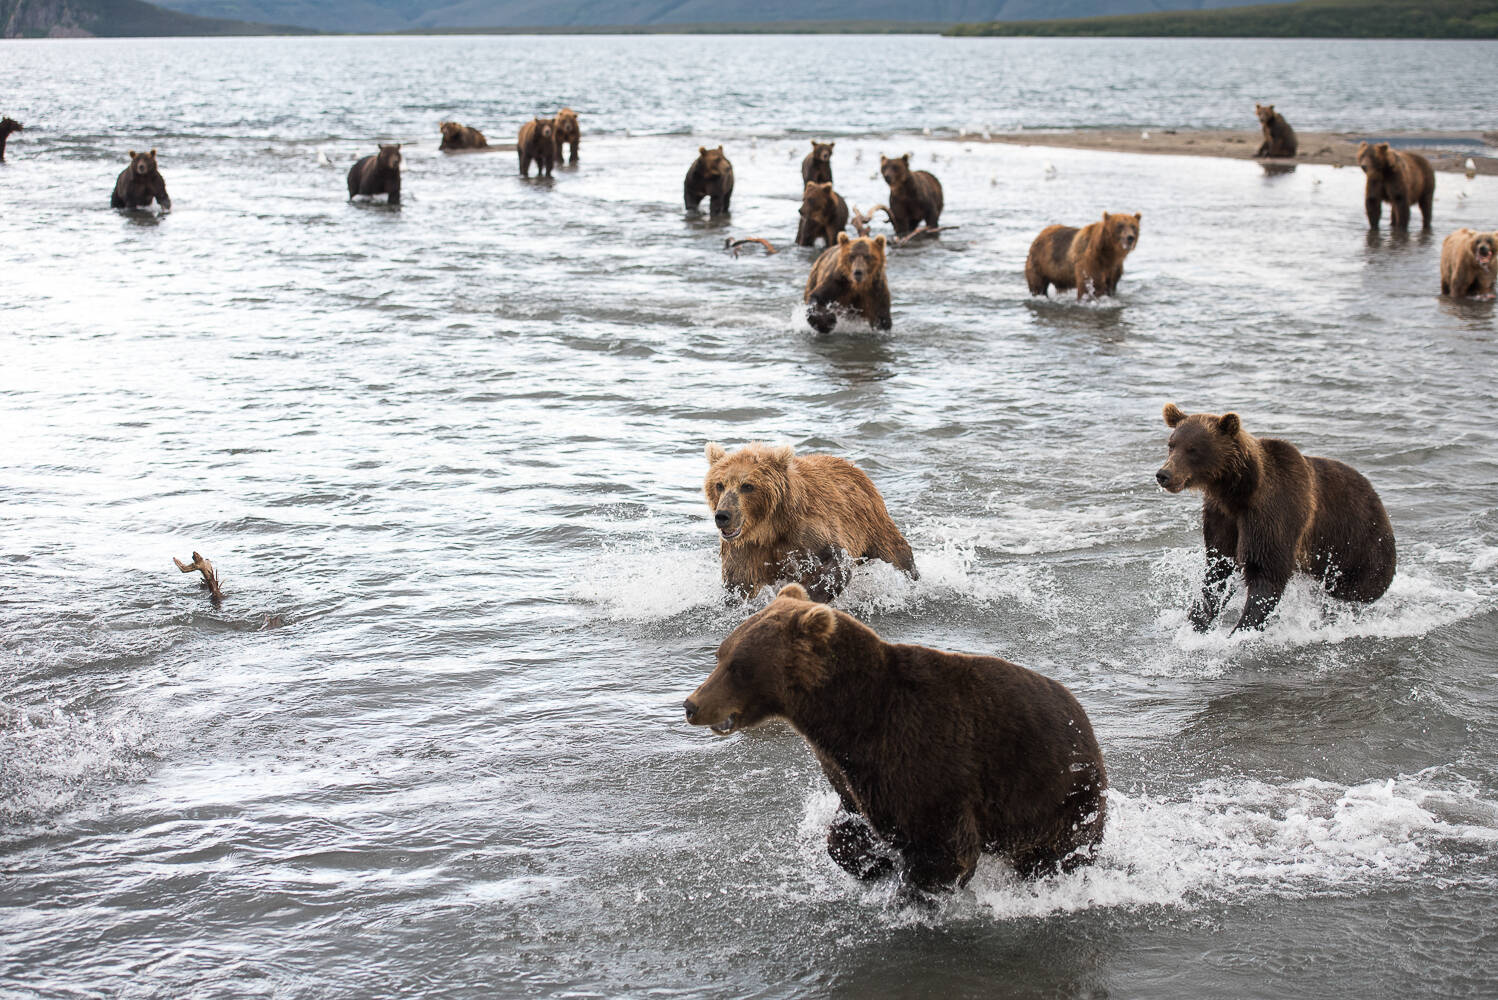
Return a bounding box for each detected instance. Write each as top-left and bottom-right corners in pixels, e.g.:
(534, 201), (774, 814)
(2, 33), (1497, 999)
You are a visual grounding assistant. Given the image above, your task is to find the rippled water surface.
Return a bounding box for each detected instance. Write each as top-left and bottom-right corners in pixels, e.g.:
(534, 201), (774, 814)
(3, 34), (1498, 999)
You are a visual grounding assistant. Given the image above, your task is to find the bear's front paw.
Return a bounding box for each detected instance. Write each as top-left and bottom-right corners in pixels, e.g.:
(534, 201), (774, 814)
(806, 307), (838, 334)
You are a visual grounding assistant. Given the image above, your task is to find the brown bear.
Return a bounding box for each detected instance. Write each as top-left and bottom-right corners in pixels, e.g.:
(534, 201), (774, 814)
(111, 149), (171, 211)
(703, 442), (916, 602)
(684, 145), (734, 215)
(1157, 404), (1397, 633)
(796, 181), (849, 248)
(683, 583), (1108, 894)
(1356, 141), (1434, 230)
(801, 140), (834, 185)
(518, 117), (557, 178)
(0, 117), (21, 162)
(879, 154), (942, 236)
(1440, 228), (1498, 299)
(347, 143), (401, 204)
(1254, 103), (1297, 158)
(554, 108), (580, 164)
(803, 233), (891, 333)
(1025, 211), (1141, 300)
(439, 121), (487, 151)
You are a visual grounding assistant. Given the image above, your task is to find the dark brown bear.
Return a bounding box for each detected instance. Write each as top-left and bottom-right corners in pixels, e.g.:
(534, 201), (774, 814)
(801, 140), (834, 185)
(0, 117), (21, 162)
(796, 181), (849, 248)
(347, 143), (401, 204)
(1356, 141), (1434, 230)
(439, 121), (487, 151)
(1024, 212), (1141, 300)
(704, 441), (916, 602)
(1254, 103), (1297, 158)
(683, 583), (1108, 894)
(1157, 404), (1397, 633)
(879, 154), (942, 236)
(554, 108), (580, 164)
(684, 145), (734, 215)
(803, 233), (891, 333)
(111, 149), (171, 211)
(518, 117), (557, 178)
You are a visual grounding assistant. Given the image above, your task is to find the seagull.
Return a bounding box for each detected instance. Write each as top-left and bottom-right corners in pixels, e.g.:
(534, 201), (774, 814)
(1044, 163), (1057, 180)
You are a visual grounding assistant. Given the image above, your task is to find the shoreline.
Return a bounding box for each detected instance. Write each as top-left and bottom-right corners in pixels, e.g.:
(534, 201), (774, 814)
(953, 128), (1498, 175)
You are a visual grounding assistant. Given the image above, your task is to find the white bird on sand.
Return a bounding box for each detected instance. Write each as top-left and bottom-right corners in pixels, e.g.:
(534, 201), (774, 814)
(1044, 162), (1057, 181)
(1465, 157), (1477, 178)
(316, 148), (332, 167)
(1141, 131), (1151, 140)
(923, 127), (931, 136)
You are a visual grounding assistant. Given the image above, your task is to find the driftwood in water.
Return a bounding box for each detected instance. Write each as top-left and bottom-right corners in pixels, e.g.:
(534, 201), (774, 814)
(724, 237), (777, 258)
(173, 551), (224, 605)
(850, 204), (889, 237)
(891, 225), (957, 248)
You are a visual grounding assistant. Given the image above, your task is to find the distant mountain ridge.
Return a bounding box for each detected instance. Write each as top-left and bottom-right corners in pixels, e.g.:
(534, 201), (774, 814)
(0, 0), (309, 35)
(148, 0), (1298, 34)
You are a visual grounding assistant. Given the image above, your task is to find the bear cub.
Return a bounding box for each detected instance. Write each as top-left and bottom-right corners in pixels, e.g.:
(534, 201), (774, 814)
(683, 584), (1108, 894)
(796, 181), (849, 248)
(803, 233), (891, 333)
(879, 154), (942, 236)
(802, 141), (834, 185)
(684, 145), (734, 215)
(347, 143), (401, 204)
(1157, 404), (1396, 633)
(1254, 103), (1297, 158)
(1357, 141), (1434, 230)
(1440, 228), (1498, 299)
(554, 108), (580, 164)
(112, 149), (171, 211)
(1025, 212), (1141, 299)
(703, 441), (916, 602)
(518, 117), (557, 178)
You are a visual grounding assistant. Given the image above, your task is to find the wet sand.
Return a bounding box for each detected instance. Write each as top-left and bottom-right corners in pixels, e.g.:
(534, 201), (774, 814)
(959, 129), (1498, 175)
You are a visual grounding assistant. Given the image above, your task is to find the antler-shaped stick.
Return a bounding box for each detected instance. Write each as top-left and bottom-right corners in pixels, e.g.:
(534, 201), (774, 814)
(173, 551), (224, 604)
(850, 204), (890, 237)
(724, 237), (777, 257)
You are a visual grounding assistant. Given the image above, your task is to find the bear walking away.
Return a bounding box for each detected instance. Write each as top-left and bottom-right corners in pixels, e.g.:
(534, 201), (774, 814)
(1357, 141), (1434, 230)
(1025, 212), (1141, 300)
(684, 145), (734, 215)
(879, 154), (942, 236)
(0, 117), (21, 162)
(683, 583), (1108, 894)
(347, 143), (401, 204)
(802, 141), (834, 185)
(111, 149), (171, 211)
(554, 108), (580, 164)
(796, 181), (849, 248)
(439, 121), (487, 151)
(518, 117), (557, 178)
(1440, 228), (1498, 299)
(1254, 104), (1297, 158)
(703, 441), (916, 602)
(803, 233), (891, 333)
(1156, 404), (1396, 633)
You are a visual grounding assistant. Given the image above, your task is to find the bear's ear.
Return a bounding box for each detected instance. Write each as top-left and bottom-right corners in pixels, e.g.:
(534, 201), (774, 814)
(1102, 210), (1110, 223)
(796, 603), (837, 641)
(149, 148), (156, 157)
(1376, 142), (1390, 154)
(900, 153), (910, 164)
(873, 235), (886, 251)
(1217, 412), (1241, 437)
(837, 232), (850, 245)
(879, 154), (889, 164)
(1134, 212), (1142, 223)
(128, 150), (136, 159)
(777, 582), (810, 601)
(699, 146), (707, 155)
(715, 145), (724, 153)
(1266, 105), (1274, 113)
(1356, 141), (1368, 154)
(810, 139), (817, 148)
(768, 443), (795, 466)
(705, 441), (726, 464)
(1255, 103), (1263, 112)
(1163, 403), (1186, 427)
(827, 141), (834, 148)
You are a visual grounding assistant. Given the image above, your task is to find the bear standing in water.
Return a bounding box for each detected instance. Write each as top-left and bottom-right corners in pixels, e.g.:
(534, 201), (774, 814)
(801, 141), (834, 185)
(703, 441), (916, 602)
(1440, 228), (1498, 299)
(1025, 211), (1140, 300)
(1156, 404), (1396, 633)
(1357, 141), (1434, 230)
(1254, 104), (1297, 158)
(684, 145), (734, 215)
(803, 233), (891, 333)
(518, 117), (557, 178)
(554, 108), (580, 164)
(439, 121), (487, 151)
(0, 117), (21, 162)
(796, 181), (849, 248)
(683, 583), (1108, 894)
(347, 143), (402, 204)
(111, 149), (171, 211)
(879, 154), (942, 236)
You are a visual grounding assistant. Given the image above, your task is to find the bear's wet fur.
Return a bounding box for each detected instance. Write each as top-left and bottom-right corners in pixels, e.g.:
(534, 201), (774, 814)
(0, 117), (21, 162)
(347, 143), (401, 204)
(111, 149), (171, 211)
(554, 108), (580, 164)
(1357, 141), (1434, 230)
(802, 140), (834, 185)
(796, 181), (849, 248)
(684, 145), (734, 215)
(1157, 403), (1397, 633)
(683, 583), (1108, 895)
(803, 233), (891, 333)
(1024, 211), (1141, 300)
(702, 441), (916, 603)
(439, 121), (487, 151)
(879, 154), (942, 235)
(1440, 228), (1498, 299)
(1254, 104), (1297, 158)
(518, 117), (557, 177)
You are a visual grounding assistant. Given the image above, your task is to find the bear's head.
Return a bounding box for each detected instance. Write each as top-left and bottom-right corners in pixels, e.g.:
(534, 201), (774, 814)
(1102, 211), (1141, 252)
(683, 582), (837, 736)
(696, 145), (730, 179)
(440, 121), (462, 140)
(1469, 230), (1497, 270)
(1255, 103), (1276, 126)
(703, 441), (793, 545)
(1156, 403), (1243, 494)
(1357, 141), (1395, 176)
(833, 232), (886, 289)
(556, 108), (578, 133)
(377, 143), (401, 170)
(879, 153), (911, 187)
(127, 149), (157, 176)
(800, 181), (838, 219)
(809, 140), (834, 164)
(0, 117), (21, 137)
(533, 118), (555, 142)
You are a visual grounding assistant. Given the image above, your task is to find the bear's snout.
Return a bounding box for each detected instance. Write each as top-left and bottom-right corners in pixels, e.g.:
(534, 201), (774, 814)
(714, 510), (730, 527)
(1155, 467), (1177, 491)
(683, 698), (697, 723)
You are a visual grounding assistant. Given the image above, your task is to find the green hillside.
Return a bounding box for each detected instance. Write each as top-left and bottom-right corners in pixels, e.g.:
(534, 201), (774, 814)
(947, 0), (1498, 37)
(0, 0), (312, 36)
